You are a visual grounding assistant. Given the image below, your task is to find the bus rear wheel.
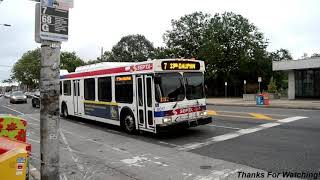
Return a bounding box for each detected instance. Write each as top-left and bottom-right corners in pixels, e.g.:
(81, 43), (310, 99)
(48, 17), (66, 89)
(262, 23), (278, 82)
(122, 113), (136, 134)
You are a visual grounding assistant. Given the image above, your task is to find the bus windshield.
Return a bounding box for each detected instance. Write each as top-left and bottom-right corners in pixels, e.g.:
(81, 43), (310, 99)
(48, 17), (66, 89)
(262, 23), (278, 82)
(184, 72), (205, 100)
(155, 72), (205, 103)
(155, 73), (185, 103)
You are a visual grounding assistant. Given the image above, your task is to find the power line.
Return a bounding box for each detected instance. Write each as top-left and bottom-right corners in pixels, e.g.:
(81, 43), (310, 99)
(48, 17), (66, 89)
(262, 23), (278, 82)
(0, 65), (12, 67)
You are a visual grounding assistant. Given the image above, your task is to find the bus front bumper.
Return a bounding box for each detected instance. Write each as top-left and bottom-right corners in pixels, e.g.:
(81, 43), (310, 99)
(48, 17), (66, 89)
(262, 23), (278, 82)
(156, 117), (212, 132)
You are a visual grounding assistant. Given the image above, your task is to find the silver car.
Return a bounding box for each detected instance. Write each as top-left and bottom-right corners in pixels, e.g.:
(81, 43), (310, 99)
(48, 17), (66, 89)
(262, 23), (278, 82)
(10, 91), (27, 104)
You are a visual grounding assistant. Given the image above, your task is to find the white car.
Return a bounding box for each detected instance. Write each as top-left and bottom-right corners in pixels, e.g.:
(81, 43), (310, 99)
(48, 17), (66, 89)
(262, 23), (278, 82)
(10, 91), (27, 103)
(4, 92), (11, 98)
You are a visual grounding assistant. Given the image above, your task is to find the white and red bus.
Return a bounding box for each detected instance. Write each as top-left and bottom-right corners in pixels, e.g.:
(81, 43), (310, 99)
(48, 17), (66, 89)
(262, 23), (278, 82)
(59, 59), (212, 133)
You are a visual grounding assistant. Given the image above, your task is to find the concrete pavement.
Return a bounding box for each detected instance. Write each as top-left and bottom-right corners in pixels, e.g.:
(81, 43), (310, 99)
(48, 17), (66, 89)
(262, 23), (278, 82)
(207, 97), (320, 110)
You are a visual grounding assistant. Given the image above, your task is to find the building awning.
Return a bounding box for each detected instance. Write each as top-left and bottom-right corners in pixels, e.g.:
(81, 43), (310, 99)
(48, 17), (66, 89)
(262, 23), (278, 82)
(273, 57), (320, 71)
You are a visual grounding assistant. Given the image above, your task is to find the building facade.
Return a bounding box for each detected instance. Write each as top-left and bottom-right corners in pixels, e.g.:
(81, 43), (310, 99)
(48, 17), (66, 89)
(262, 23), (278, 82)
(273, 57), (320, 99)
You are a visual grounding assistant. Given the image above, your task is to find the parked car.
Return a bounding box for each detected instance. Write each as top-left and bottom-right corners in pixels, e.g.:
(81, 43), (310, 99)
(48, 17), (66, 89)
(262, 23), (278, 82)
(10, 91), (27, 104)
(24, 91), (32, 98)
(0, 93), (3, 97)
(4, 92), (11, 98)
(31, 91), (40, 108)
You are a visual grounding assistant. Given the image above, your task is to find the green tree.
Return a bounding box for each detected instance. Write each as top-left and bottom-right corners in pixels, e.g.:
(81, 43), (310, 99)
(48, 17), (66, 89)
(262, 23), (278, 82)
(60, 51), (85, 72)
(270, 48), (293, 61)
(107, 34), (155, 62)
(267, 77), (277, 93)
(2, 78), (14, 83)
(12, 49), (41, 88)
(12, 49), (84, 87)
(164, 12), (210, 58)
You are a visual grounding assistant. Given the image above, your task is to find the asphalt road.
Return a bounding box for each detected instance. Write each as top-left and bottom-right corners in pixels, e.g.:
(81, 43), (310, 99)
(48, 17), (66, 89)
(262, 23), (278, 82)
(1, 96), (319, 179)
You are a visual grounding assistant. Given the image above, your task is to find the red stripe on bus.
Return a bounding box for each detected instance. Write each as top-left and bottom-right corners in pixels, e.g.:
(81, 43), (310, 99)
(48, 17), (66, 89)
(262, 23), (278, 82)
(62, 63), (153, 79)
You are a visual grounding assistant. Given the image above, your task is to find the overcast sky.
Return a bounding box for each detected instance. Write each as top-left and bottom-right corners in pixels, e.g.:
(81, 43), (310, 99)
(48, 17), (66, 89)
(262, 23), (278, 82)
(0, 0), (319, 81)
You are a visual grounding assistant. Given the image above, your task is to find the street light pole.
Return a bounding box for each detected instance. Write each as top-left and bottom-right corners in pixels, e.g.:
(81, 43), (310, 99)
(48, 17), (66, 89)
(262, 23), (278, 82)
(225, 82), (228, 98)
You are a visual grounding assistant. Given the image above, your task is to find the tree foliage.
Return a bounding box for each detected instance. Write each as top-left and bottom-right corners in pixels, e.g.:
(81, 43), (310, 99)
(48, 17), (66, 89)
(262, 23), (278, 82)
(12, 49), (84, 87)
(270, 49), (293, 61)
(60, 51), (85, 72)
(163, 12), (210, 58)
(12, 49), (41, 88)
(102, 34), (155, 62)
(164, 11), (271, 96)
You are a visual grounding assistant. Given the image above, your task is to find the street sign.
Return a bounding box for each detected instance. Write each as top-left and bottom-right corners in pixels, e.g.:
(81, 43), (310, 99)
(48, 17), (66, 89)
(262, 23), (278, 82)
(56, 0), (74, 10)
(37, 4), (69, 42)
(258, 77), (262, 82)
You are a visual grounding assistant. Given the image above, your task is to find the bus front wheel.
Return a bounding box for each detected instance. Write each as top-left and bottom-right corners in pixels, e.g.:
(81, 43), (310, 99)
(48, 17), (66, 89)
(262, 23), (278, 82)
(121, 112), (136, 134)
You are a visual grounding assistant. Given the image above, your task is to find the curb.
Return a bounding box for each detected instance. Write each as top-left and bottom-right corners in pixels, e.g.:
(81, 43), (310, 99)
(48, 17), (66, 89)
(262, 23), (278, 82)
(29, 164), (41, 180)
(207, 103), (320, 110)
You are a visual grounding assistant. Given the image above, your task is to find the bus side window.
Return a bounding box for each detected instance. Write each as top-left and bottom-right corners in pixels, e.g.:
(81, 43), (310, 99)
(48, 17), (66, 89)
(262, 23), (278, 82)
(98, 77), (112, 102)
(63, 80), (71, 96)
(84, 78), (95, 100)
(115, 75), (133, 103)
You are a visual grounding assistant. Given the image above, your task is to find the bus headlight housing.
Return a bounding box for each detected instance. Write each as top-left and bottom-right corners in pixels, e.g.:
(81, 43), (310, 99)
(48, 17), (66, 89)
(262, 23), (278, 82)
(200, 111), (208, 117)
(162, 117), (172, 124)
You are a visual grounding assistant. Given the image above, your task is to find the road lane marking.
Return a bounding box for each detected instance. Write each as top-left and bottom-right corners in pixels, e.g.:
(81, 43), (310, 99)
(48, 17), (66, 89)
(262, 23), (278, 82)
(1, 105), (25, 115)
(278, 116), (307, 123)
(215, 114), (279, 121)
(28, 138), (40, 143)
(178, 116), (308, 151)
(212, 110), (289, 117)
(207, 110), (217, 115)
(249, 113), (272, 120)
(207, 124), (242, 130)
(59, 129), (85, 174)
(259, 122), (280, 128)
(158, 141), (182, 148)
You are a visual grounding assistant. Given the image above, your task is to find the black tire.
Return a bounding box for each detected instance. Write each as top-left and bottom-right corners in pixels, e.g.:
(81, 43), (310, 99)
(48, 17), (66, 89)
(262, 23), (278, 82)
(32, 100), (36, 107)
(121, 112), (136, 134)
(62, 103), (69, 118)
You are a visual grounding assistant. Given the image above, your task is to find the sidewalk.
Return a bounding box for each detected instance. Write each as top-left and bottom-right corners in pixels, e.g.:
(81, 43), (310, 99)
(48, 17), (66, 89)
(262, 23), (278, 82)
(206, 98), (320, 110)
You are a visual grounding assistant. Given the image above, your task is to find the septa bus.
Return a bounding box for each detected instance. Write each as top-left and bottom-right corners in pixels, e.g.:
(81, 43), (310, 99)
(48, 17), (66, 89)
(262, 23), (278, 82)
(59, 59), (212, 133)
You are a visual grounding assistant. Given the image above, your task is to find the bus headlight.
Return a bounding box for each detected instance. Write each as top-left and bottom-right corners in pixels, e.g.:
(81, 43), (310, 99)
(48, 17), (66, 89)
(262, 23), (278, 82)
(163, 117), (172, 123)
(200, 111), (208, 117)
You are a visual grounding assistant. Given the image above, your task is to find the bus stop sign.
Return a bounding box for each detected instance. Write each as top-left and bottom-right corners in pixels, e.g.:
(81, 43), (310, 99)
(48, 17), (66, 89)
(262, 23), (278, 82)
(36, 3), (69, 42)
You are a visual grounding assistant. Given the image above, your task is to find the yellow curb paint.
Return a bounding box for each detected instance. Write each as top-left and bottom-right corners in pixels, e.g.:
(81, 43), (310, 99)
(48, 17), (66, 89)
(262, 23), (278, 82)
(207, 110), (217, 116)
(249, 113), (273, 120)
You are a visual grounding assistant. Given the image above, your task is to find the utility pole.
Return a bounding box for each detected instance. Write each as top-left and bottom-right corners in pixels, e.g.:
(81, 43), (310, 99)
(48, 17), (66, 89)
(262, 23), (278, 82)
(40, 40), (61, 180)
(35, 0), (72, 178)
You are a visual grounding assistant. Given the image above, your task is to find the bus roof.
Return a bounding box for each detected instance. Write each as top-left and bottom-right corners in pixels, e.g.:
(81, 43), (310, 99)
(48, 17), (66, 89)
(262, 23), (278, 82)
(60, 59), (205, 80)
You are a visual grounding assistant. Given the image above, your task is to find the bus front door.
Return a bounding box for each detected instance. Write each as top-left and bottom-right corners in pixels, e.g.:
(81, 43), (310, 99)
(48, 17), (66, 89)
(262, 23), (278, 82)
(73, 80), (80, 115)
(136, 75), (155, 132)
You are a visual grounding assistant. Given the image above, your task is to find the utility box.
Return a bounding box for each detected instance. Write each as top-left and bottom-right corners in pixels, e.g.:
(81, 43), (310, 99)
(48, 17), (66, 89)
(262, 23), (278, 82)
(0, 115), (31, 180)
(256, 94), (264, 105)
(0, 137), (30, 180)
(262, 93), (270, 105)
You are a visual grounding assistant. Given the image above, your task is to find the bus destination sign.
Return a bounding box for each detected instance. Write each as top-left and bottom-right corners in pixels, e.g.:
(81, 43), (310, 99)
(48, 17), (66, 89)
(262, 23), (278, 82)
(161, 61), (200, 70)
